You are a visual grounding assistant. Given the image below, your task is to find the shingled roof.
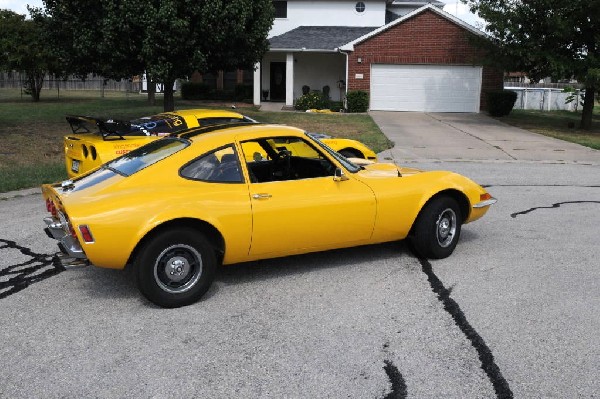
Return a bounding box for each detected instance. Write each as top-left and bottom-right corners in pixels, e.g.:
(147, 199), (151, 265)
(268, 26), (378, 51)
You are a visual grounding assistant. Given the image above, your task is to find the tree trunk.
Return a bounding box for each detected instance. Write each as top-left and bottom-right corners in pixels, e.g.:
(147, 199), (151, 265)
(163, 79), (175, 112)
(147, 74), (156, 105)
(580, 87), (595, 130)
(27, 71), (44, 102)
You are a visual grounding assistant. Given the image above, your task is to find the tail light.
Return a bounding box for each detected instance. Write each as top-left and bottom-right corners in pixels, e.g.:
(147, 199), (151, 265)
(46, 198), (58, 217)
(78, 225), (95, 243)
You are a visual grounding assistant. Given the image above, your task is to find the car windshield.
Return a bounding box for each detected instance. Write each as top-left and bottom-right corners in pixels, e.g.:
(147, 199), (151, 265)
(306, 132), (361, 173)
(106, 137), (189, 176)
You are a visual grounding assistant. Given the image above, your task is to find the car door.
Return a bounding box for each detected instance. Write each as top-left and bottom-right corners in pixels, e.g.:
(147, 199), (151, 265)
(239, 135), (376, 257)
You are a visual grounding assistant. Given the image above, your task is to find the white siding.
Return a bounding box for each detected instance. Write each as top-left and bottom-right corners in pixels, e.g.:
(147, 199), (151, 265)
(270, 0), (386, 37)
(370, 64), (482, 112)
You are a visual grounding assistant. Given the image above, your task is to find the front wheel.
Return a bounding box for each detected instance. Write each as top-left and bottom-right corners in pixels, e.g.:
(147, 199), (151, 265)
(410, 196), (462, 259)
(135, 228), (217, 308)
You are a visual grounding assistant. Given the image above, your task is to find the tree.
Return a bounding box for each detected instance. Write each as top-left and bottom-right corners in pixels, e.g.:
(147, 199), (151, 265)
(463, 0), (599, 129)
(40, 0), (274, 111)
(0, 9), (58, 101)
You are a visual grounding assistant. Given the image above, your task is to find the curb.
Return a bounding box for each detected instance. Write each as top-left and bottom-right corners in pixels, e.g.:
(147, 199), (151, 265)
(0, 187), (42, 200)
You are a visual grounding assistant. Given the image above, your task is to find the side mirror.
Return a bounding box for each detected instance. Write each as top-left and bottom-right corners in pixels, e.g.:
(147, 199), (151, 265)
(333, 168), (349, 182)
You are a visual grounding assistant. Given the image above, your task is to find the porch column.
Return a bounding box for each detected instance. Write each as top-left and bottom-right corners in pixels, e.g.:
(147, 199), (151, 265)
(253, 62), (261, 106)
(286, 53), (294, 107)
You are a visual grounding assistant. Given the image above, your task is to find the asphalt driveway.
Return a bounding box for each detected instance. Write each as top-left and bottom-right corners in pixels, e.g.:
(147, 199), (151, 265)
(371, 111), (600, 165)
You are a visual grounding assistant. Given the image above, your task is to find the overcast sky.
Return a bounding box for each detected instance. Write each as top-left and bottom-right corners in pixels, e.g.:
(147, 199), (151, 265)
(1, 0), (483, 28)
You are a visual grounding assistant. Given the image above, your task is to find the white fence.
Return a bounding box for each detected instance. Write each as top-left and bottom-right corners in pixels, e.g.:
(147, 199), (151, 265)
(504, 87), (582, 112)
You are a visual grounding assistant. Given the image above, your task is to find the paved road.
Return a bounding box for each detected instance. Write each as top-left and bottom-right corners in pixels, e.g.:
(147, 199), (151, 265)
(1, 113), (599, 398)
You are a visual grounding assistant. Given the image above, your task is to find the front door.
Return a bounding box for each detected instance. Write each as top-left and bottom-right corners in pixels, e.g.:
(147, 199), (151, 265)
(269, 62), (286, 101)
(239, 135), (376, 257)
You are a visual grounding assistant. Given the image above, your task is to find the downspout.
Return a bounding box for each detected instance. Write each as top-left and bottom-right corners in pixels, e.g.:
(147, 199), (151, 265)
(337, 48), (349, 109)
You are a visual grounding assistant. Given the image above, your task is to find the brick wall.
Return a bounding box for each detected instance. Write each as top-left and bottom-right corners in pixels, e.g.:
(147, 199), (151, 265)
(347, 10), (503, 110)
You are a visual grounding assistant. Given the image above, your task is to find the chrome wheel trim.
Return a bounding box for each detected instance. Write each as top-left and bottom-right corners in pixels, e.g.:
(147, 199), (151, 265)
(153, 244), (203, 294)
(436, 208), (457, 248)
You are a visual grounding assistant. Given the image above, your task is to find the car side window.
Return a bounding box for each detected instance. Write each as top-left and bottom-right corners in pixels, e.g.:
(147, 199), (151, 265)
(180, 144), (243, 183)
(241, 136), (336, 183)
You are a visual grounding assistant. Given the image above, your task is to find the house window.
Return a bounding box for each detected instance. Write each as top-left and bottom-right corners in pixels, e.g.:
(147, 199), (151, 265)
(355, 1), (366, 13)
(273, 1), (287, 18)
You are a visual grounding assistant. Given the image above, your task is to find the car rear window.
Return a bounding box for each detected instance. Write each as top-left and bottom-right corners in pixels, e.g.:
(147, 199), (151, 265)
(106, 138), (189, 176)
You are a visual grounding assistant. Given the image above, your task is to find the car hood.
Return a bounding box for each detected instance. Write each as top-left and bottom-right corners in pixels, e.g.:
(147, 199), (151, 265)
(359, 162), (422, 177)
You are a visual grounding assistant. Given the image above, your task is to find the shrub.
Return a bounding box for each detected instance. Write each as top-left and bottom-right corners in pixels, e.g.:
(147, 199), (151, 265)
(346, 90), (369, 113)
(322, 85), (330, 99)
(486, 89), (518, 117)
(295, 91), (329, 111)
(180, 82), (212, 100)
(328, 101), (343, 111)
(234, 84), (253, 102)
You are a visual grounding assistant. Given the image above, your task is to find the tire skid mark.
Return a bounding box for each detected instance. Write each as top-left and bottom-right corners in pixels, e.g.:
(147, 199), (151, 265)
(511, 201), (600, 218)
(412, 251), (513, 399)
(382, 359), (408, 399)
(0, 238), (64, 300)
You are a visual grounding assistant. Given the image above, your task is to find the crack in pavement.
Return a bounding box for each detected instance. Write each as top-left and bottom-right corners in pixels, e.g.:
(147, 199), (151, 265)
(0, 238), (63, 300)
(411, 249), (514, 399)
(511, 201), (600, 218)
(382, 360), (408, 399)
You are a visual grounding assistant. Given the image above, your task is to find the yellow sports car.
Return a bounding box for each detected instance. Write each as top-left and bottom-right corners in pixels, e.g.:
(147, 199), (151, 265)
(43, 123), (496, 308)
(64, 109), (377, 178)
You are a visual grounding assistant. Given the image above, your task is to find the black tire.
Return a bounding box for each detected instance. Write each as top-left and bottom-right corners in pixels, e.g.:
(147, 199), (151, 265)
(135, 228), (217, 308)
(339, 149), (363, 159)
(410, 196), (462, 259)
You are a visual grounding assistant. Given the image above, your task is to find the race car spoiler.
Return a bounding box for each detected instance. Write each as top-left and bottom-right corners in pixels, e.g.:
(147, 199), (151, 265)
(66, 115), (131, 140)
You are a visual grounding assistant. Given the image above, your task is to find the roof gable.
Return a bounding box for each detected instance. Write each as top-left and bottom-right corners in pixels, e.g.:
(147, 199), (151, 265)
(340, 3), (487, 51)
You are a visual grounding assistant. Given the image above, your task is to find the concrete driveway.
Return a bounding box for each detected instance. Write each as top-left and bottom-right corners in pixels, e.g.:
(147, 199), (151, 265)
(370, 111), (600, 165)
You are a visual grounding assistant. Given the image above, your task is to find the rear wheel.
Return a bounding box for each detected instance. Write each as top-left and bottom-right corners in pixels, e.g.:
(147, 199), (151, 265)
(411, 196), (462, 259)
(135, 228), (217, 308)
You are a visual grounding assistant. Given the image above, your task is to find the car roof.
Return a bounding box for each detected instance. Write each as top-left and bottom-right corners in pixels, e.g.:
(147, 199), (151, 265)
(177, 123), (305, 141)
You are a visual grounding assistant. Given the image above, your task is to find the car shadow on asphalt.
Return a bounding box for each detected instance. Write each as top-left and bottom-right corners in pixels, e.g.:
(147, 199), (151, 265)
(68, 234), (480, 306)
(214, 241), (410, 285)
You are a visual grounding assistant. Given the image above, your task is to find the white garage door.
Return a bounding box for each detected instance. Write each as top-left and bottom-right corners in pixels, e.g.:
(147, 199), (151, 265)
(370, 64), (482, 112)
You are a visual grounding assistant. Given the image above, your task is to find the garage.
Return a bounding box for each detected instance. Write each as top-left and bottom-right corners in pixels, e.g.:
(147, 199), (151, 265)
(370, 64), (483, 113)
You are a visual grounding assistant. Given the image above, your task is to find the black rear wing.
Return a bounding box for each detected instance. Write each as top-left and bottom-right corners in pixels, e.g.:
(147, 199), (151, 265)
(66, 115), (131, 140)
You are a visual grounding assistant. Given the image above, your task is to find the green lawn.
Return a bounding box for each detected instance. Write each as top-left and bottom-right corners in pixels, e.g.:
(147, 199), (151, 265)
(494, 106), (600, 150)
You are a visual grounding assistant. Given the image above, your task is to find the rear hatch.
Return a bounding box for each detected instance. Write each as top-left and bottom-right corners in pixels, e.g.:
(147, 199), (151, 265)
(64, 115), (174, 177)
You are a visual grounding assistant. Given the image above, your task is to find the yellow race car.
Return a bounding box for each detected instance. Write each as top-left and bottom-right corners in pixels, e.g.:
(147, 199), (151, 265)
(64, 109), (377, 178)
(43, 123), (496, 308)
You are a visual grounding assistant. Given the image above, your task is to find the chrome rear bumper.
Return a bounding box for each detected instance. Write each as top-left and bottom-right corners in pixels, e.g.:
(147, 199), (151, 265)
(44, 216), (87, 262)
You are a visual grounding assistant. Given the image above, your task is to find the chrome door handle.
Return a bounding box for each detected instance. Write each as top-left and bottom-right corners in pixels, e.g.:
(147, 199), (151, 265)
(252, 193), (272, 199)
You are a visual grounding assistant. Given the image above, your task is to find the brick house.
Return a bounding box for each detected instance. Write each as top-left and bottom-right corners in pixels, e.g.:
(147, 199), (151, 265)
(253, 1), (502, 112)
